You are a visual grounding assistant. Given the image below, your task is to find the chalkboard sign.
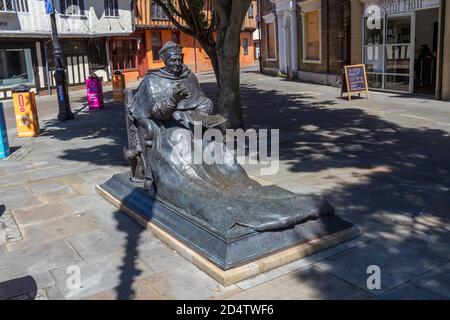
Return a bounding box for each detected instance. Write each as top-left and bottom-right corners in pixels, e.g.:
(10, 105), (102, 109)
(340, 64), (369, 101)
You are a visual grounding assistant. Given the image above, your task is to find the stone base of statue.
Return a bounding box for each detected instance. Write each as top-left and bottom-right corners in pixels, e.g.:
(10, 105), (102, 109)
(96, 173), (360, 286)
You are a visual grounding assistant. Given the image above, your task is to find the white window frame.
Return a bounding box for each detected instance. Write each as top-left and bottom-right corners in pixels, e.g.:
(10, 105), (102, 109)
(0, 0), (15, 12)
(15, 0), (29, 13)
(104, 0), (119, 18)
(59, 0), (86, 17)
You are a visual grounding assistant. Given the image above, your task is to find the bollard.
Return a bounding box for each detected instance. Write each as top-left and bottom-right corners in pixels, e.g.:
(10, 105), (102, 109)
(112, 70), (126, 103)
(12, 85), (40, 138)
(0, 101), (10, 159)
(86, 74), (104, 109)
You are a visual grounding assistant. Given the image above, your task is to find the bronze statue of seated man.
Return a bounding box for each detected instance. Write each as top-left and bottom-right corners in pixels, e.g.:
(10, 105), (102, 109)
(125, 41), (335, 234)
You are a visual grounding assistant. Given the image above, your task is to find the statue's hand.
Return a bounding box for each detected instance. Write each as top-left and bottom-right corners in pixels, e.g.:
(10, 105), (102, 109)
(171, 83), (191, 103)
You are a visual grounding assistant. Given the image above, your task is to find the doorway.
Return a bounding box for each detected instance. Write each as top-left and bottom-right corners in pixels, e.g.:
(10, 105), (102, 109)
(364, 13), (413, 93)
(414, 8), (439, 96)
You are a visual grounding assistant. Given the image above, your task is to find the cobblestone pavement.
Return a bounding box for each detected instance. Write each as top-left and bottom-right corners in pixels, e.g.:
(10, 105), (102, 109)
(1, 66), (449, 300)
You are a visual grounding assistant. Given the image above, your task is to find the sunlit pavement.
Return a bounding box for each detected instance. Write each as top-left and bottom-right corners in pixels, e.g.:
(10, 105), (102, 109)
(1, 65), (449, 300)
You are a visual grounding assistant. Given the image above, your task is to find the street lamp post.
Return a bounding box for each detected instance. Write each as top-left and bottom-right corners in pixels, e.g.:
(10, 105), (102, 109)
(48, 0), (74, 121)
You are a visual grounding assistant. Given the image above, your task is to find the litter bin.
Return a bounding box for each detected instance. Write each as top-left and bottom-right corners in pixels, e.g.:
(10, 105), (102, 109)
(12, 85), (40, 138)
(86, 74), (104, 109)
(0, 101), (10, 159)
(112, 70), (126, 103)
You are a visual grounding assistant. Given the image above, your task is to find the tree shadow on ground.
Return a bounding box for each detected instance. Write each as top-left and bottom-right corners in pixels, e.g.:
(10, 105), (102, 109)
(36, 79), (450, 299)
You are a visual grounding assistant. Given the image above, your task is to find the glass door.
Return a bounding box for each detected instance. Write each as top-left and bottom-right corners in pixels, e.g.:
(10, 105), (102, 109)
(384, 14), (412, 92)
(364, 13), (413, 93)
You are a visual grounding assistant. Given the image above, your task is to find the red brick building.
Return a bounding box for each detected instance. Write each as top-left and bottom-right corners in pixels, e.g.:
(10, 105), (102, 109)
(129, 0), (258, 81)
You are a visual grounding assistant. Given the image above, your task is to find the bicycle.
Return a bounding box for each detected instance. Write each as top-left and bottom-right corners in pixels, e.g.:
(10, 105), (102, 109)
(335, 60), (345, 89)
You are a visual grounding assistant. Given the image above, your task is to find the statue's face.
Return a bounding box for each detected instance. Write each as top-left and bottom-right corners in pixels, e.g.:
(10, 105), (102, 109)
(165, 54), (183, 76)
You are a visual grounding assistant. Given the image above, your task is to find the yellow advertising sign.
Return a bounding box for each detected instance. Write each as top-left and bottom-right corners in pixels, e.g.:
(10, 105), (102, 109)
(112, 73), (126, 103)
(13, 91), (40, 138)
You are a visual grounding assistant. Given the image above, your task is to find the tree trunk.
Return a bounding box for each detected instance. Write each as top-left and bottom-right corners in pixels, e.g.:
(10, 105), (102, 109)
(217, 51), (244, 129)
(215, 19), (245, 129)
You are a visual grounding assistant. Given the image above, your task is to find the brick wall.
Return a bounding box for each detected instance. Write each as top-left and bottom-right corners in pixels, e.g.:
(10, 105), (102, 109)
(260, 0), (280, 73)
(297, 0), (351, 75)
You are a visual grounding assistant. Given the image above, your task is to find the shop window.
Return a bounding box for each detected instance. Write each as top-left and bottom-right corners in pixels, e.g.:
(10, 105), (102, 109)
(303, 10), (321, 62)
(45, 40), (87, 68)
(0, 0), (14, 12)
(60, 0), (85, 16)
(112, 40), (137, 70)
(88, 39), (108, 68)
(150, 0), (168, 20)
(243, 38), (249, 56)
(104, 0), (119, 17)
(265, 22), (276, 60)
(151, 31), (162, 61)
(63, 41), (87, 55)
(0, 48), (35, 89)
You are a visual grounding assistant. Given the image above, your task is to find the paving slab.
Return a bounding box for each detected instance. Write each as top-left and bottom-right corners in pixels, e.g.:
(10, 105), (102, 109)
(87, 206), (144, 235)
(0, 240), (82, 282)
(13, 203), (71, 226)
(26, 165), (99, 182)
(0, 185), (43, 211)
(0, 173), (30, 187)
(408, 262), (450, 299)
(0, 211), (22, 245)
(83, 278), (164, 300)
(2, 161), (37, 174)
(50, 251), (155, 300)
(28, 181), (78, 202)
(60, 194), (114, 214)
(146, 264), (241, 300)
(235, 235), (374, 290)
(135, 238), (190, 274)
(5, 212), (103, 251)
(314, 239), (447, 296)
(378, 283), (438, 300)
(228, 266), (373, 300)
(66, 229), (126, 259)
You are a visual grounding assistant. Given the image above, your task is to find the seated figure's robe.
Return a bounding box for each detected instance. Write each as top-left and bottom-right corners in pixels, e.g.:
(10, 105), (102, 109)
(128, 65), (335, 234)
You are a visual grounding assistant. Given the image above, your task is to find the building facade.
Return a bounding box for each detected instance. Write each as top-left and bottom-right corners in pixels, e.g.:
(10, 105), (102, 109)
(260, 0), (450, 100)
(132, 0), (258, 76)
(0, 0), (134, 99)
(260, 0), (280, 75)
(297, 0), (351, 85)
(350, 0), (450, 99)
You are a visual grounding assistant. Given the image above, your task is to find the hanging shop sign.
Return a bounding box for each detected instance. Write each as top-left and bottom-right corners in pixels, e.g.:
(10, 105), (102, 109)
(364, 0), (440, 16)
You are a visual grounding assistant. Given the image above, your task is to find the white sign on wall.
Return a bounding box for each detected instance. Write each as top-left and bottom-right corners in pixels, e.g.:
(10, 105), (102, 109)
(364, 0), (440, 16)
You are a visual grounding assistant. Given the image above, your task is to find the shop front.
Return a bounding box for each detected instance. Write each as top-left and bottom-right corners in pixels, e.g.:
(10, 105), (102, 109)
(0, 40), (39, 99)
(109, 37), (140, 82)
(358, 0), (442, 96)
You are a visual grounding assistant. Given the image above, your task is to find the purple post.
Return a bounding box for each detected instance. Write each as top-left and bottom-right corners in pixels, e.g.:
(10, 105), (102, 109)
(86, 74), (104, 109)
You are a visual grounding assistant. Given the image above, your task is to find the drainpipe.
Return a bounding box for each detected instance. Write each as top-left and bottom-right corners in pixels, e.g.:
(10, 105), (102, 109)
(258, 0), (263, 73)
(44, 39), (52, 95)
(437, 0), (446, 99)
(326, 0), (330, 85)
(193, 37), (198, 73)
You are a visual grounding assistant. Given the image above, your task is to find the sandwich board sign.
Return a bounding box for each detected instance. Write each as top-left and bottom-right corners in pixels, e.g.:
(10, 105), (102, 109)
(341, 64), (370, 101)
